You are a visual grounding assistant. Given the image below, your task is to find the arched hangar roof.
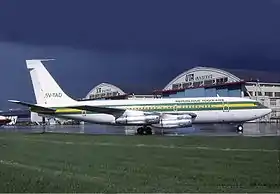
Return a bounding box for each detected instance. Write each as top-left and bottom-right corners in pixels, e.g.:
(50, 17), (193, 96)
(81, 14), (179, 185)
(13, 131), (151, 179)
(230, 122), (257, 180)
(85, 83), (126, 99)
(164, 66), (242, 90)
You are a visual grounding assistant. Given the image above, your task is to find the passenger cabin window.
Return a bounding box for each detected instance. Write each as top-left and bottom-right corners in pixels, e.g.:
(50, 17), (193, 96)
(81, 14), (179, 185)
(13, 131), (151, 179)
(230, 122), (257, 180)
(255, 101), (267, 108)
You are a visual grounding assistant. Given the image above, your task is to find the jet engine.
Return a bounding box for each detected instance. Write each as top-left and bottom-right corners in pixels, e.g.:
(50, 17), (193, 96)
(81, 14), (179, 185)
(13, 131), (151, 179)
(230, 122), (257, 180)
(115, 111), (160, 125)
(152, 114), (193, 128)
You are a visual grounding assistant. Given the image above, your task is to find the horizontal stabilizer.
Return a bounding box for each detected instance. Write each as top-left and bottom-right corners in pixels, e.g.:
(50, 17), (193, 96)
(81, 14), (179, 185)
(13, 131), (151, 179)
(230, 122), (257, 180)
(66, 105), (126, 117)
(8, 100), (55, 113)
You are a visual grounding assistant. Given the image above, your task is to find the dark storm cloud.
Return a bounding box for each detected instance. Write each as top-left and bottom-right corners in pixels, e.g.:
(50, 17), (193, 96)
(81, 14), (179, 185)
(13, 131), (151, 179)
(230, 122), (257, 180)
(0, 0), (280, 109)
(1, 0), (280, 53)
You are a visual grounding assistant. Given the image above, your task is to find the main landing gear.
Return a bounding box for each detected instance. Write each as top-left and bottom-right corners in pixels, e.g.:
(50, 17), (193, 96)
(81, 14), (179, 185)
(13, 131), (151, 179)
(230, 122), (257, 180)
(136, 126), (153, 135)
(236, 124), (244, 134)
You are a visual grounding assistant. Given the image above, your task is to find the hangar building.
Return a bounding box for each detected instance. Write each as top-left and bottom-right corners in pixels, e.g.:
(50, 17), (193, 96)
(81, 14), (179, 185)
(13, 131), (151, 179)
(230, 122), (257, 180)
(153, 67), (280, 122)
(84, 82), (154, 100)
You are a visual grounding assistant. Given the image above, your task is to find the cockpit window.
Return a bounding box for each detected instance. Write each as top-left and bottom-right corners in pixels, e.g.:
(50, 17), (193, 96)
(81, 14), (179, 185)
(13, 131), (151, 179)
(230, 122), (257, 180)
(254, 101), (268, 109)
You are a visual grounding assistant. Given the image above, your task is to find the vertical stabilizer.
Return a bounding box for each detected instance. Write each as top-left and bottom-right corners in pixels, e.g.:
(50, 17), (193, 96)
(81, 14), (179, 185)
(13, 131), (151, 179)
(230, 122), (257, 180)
(26, 59), (76, 105)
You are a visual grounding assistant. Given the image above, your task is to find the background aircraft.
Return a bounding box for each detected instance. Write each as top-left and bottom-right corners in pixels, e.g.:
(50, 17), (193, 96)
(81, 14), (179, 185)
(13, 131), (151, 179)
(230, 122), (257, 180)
(0, 115), (16, 126)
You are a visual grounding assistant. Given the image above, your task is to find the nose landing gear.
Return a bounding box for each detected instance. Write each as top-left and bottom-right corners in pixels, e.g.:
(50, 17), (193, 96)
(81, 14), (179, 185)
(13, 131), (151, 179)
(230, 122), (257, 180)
(236, 124), (244, 134)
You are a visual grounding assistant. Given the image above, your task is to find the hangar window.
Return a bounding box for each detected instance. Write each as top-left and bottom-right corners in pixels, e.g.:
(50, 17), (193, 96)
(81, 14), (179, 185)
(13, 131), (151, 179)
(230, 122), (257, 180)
(270, 99), (276, 106)
(271, 111), (277, 117)
(182, 82), (192, 88)
(204, 80), (213, 86)
(275, 92), (280, 97)
(193, 81), (202, 88)
(96, 88), (102, 93)
(89, 94), (95, 99)
(248, 91), (253, 96)
(265, 92), (273, 97)
(216, 77), (228, 85)
(244, 91), (250, 97)
(172, 84), (181, 90)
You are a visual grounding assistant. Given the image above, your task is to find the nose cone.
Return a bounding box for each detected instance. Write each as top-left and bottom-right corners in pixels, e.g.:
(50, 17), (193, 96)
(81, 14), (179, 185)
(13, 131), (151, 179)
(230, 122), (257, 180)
(260, 108), (272, 118)
(266, 108), (272, 115)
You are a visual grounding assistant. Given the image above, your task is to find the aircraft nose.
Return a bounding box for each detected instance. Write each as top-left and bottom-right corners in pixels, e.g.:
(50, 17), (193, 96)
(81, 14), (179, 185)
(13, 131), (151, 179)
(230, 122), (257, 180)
(268, 108), (272, 114)
(264, 108), (272, 116)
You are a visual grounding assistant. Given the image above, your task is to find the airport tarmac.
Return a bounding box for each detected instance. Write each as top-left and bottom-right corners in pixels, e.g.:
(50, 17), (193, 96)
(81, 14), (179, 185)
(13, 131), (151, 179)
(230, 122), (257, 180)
(1, 123), (280, 136)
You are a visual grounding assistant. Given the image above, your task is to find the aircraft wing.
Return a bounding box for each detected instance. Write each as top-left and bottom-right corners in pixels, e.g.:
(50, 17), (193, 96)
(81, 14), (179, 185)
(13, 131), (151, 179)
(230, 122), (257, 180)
(8, 100), (56, 114)
(66, 105), (126, 118)
(66, 105), (197, 118)
(8, 100), (197, 119)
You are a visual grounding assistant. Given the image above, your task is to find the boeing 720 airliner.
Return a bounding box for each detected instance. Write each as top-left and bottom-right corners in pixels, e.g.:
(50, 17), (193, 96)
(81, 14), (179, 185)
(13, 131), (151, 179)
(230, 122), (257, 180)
(9, 59), (272, 135)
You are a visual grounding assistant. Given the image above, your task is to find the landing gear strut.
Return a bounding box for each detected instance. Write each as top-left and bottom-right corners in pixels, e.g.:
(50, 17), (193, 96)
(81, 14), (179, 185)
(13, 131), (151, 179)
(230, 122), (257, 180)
(136, 126), (153, 135)
(236, 124), (244, 134)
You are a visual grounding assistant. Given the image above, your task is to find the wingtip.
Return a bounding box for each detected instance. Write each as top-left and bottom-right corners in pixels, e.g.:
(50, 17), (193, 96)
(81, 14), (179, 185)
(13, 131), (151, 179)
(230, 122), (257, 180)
(8, 100), (20, 103)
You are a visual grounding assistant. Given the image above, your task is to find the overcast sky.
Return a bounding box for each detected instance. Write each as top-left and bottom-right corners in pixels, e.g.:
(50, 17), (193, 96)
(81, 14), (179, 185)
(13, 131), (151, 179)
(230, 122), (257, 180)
(0, 0), (280, 109)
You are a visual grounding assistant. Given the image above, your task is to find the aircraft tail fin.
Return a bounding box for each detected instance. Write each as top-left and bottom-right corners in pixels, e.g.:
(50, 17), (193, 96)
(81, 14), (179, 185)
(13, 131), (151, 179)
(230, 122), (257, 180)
(26, 59), (76, 105)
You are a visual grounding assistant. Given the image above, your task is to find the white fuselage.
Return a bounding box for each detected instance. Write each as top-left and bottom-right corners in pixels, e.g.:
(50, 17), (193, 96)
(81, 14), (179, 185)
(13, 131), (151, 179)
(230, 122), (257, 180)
(40, 97), (272, 126)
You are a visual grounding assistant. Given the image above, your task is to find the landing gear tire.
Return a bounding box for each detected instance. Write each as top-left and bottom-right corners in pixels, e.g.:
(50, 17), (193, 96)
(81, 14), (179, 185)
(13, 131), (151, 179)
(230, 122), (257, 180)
(146, 127), (152, 135)
(136, 126), (152, 135)
(137, 127), (144, 135)
(236, 124), (244, 134)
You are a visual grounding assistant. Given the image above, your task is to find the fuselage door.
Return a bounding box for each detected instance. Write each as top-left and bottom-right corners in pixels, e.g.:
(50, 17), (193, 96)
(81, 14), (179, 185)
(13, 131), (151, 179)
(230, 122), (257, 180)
(223, 101), (229, 112)
(173, 104), (177, 112)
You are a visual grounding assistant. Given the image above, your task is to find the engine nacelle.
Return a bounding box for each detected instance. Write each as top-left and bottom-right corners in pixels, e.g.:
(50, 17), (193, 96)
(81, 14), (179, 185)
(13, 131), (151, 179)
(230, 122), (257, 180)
(115, 115), (160, 125)
(152, 113), (193, 128)
(152, 119), (192, 128)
